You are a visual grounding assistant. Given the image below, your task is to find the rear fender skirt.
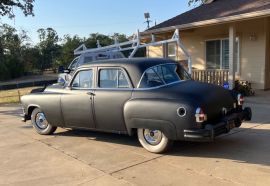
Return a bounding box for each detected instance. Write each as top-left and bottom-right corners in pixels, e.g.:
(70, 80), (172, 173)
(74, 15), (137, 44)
(123, 99), (192, 140)
(126, 118), (177, 140)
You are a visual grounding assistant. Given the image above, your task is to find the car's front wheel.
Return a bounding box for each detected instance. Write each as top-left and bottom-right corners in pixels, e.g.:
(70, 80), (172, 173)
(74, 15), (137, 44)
(31, 108), (57, 135)
(137, 128), (173, 153)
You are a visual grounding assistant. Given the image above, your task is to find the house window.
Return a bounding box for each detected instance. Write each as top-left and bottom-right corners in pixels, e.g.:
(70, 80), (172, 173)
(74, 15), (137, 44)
(206, 38), (239, 72)
(168, 43), (177, 60)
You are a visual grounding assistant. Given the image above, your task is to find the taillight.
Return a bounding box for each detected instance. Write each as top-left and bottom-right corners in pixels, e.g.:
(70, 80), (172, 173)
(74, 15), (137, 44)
(237, 94), (244, 106)
(195, 107), (207, 123)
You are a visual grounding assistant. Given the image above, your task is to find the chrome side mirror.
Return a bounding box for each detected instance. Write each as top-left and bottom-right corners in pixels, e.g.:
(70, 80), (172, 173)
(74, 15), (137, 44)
(64, 69), (71, 74)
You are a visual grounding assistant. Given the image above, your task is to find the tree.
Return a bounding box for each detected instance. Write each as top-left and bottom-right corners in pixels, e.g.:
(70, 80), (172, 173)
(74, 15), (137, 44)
(21, 46), (41, 72)
(113, 33), (129, 43)
(84, 33), (114, 49)
(57, 35), (83, 67)
(0, 23), (133, 81)
(37, 28), (60, 71)
(0, 0), (34, 19)
(0, 24), (26, 79)
(188, 0), (203, 6)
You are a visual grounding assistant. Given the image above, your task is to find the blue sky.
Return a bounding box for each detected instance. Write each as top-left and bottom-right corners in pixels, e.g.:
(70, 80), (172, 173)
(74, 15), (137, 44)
(1, 0), (192, 44)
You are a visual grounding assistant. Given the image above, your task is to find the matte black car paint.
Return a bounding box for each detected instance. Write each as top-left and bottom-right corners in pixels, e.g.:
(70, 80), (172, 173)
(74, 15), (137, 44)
(21, 58), (252, 141)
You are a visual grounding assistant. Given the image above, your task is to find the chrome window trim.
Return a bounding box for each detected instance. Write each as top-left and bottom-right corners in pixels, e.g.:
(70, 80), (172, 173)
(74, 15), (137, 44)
(68, 56), (80, 70)
(69, 68), (94, 90)
(137, 63), (190, 89)
(136, 80), (186, 91)
(97, 67), (133, 89)
(71, 87), (95, 91)
(90, 88), (134, 91)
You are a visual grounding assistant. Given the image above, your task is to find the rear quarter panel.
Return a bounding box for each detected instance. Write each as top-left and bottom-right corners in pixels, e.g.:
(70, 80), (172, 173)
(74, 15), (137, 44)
(124, 98), (197, 140)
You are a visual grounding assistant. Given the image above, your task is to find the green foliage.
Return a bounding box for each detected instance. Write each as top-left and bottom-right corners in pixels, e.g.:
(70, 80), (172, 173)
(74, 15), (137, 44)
(0, 61), (10, 80)
(36, 27), (60, 71)
(5, 54), (25, 78)
(84, 33), (129, 48)
(84, 33), (113, 48)
(0, 0), (35, 18)
(234, 80), (255, 97)
(21, 46), (40, 71)
(0, 24), (25, 80)
(188, 0), (203, 6)
(0, 23), (131, 81)
(57, 35), (83, 68)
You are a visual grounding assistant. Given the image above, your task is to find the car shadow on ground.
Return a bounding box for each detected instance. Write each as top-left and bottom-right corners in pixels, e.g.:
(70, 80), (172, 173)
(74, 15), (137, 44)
(167, 129), (268, 167)
(169, 135), (270, 167)
(54, 129), (141, 147)
(0, 109), (21, 117)
(53, 127), (270, 167)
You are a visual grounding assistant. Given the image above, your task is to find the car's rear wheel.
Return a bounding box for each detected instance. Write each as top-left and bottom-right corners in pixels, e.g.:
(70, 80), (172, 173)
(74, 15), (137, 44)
(137, 128), (173, 153)
(31, 108), (57, 135)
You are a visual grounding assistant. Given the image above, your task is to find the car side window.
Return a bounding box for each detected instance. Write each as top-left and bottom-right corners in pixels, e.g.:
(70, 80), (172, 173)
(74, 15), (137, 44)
(99, 69), (130, 88)
(72, 70), (93, 89)
(154, 65), (180, 84)
(139, 68), (165, 88)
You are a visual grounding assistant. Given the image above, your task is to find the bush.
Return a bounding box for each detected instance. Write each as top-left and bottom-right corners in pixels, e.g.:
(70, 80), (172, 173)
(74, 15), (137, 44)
(234, 80), (255, 96)
(0, 62), (10, 81)
(4, 56), (25, 79)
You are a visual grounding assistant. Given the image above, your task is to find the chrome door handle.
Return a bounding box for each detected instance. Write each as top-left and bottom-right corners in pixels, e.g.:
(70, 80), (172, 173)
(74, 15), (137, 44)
(87, 92), (95, 96)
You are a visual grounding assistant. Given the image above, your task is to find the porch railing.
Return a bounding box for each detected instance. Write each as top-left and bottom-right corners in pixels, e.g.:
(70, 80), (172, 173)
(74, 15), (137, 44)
(192, 69), (229, 86)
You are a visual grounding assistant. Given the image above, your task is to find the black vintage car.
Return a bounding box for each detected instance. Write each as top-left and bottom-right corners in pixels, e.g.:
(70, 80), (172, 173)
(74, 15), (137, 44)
(21, 58), (252, 153)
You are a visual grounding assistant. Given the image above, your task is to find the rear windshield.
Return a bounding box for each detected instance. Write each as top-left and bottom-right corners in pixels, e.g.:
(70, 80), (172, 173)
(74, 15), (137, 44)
(138, 64), (190, 88)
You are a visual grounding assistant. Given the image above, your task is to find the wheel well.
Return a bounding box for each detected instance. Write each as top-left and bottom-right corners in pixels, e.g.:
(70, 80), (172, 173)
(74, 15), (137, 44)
(131, 128), (137, 136)
(28, 106), (37, 117)
(126, 119), (177, 140)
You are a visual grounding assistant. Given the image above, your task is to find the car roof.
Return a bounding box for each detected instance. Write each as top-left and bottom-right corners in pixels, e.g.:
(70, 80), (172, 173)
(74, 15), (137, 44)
(78, 58), (178, 87)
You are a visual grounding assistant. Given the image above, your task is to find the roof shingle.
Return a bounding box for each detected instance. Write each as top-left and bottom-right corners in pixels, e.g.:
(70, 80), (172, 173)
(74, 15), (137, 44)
(148, 0), (270, 31)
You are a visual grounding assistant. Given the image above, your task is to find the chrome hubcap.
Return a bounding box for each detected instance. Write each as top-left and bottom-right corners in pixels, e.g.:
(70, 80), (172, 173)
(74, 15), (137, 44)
(143, 129), (162, 145)
(35, 112), (48, 129)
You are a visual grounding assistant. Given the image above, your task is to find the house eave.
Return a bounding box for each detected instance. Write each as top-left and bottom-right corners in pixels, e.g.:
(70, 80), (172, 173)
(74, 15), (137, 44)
(142, 9), (270, 35)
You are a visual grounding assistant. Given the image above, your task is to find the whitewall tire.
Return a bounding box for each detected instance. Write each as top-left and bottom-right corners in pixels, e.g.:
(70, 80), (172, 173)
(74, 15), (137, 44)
(31, 108), (57, 135)
(137, 128), (173, 153)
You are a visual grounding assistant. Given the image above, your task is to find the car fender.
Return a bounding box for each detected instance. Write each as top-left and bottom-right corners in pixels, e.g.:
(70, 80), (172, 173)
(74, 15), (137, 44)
(21, 93), (64, 127)
(27, 104), (41, 114)
(123, 98), (194, 140)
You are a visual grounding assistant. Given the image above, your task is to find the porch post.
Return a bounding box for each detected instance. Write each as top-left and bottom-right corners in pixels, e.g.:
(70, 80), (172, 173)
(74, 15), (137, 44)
(229, 25), (236, 89)
(163, 43), (168, 58)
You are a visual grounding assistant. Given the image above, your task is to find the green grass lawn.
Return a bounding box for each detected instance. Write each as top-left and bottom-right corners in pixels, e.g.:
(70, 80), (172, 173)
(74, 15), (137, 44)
(0, 87), (40, 104)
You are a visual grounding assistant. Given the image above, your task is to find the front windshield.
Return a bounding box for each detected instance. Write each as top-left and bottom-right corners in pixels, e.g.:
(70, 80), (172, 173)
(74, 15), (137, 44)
(138, 64), (191, 88)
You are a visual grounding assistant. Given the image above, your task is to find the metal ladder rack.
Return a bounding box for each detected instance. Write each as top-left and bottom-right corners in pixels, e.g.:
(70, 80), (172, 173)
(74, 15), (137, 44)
(73, 29), (192, 74)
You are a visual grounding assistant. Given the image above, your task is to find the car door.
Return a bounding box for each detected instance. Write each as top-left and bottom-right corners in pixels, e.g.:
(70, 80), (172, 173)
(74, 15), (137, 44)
(61, 68), (95, 129)
(93, 67), (133, 132)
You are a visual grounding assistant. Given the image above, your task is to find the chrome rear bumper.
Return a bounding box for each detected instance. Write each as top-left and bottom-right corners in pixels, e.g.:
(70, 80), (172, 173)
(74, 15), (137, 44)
(183, 107), (252, 142)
